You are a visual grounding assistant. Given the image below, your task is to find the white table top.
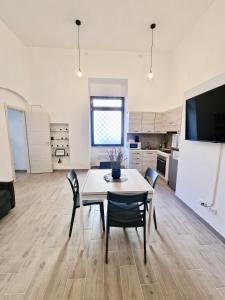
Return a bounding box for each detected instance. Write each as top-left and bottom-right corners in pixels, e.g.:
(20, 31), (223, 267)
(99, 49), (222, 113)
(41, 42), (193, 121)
(81, 169), (153, 199)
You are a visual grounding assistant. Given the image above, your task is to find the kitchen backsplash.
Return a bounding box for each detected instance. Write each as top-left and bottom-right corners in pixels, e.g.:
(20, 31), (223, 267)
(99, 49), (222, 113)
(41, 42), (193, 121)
(127, 133), (172, 150)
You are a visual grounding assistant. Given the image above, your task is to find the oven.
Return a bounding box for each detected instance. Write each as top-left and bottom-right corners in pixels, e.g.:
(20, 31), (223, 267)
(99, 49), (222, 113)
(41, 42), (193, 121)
(157, 155), (166, 177)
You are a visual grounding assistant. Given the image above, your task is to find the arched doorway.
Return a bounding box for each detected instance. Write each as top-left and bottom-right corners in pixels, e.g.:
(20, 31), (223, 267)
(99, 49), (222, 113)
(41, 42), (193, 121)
(0, 87), (30, 181)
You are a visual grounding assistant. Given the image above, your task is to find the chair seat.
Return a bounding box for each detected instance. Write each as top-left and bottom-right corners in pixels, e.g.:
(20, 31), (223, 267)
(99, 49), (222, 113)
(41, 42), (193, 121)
(75, 195), (103, 208)
(108, 201), (143, 227)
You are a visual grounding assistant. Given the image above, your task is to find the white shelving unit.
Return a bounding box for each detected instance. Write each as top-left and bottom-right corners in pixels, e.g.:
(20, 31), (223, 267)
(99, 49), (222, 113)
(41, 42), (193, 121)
(50, 123), (70, 170)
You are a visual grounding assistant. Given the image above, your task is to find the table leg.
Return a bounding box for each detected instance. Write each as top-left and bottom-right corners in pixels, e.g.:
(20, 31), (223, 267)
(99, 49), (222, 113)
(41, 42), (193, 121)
(147, 197), (153, 245)
(79, 194), (85, 250)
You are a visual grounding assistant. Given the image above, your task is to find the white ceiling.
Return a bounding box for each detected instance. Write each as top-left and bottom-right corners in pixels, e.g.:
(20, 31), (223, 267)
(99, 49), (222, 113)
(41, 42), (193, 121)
(0, 0), (213, 51)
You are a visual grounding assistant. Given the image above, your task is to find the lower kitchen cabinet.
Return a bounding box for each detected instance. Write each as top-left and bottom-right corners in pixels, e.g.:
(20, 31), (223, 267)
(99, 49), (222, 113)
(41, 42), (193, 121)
(128, 150), (157, 173)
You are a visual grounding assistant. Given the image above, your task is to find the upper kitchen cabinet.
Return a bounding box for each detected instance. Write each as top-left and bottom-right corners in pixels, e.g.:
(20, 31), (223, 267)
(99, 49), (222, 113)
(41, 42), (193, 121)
(164, 106), (182, 132)
(154, 112), (166, 133)
(142, 112), (155, 133)
(128, 112), (142, 133)
(128, 106), (182, 133)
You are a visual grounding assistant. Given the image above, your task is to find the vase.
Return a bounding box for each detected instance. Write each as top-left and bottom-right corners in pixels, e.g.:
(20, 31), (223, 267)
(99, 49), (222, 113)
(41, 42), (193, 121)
(111, 161), (121, 179)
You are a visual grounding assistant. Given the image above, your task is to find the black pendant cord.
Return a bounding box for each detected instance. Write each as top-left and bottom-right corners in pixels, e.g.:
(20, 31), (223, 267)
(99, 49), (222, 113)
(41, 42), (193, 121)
(150, 28), (154, 73)
(77, 25), (81, 71)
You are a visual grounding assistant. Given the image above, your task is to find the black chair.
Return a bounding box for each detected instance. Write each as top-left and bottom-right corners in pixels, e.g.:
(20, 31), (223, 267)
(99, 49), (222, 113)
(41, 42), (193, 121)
(99, 161), (112, 169)
(105, 191), (148, 264)
(144, 168), (159, 230)
(66, 170), (105, 238)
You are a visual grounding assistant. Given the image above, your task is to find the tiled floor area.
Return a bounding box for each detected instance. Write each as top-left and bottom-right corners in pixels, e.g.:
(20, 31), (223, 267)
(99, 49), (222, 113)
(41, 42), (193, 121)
(0, 171), (225, 299)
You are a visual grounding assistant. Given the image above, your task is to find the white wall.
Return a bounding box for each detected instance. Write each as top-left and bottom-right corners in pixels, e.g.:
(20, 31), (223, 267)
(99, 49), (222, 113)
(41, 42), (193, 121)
(171, 0), (225, 237)
(7, 109), (27, 171)
(0, 104), (14, 181)
(29, 48), (171, 168)
(0, 19), (30, 100)
(0, 20), (30, 182)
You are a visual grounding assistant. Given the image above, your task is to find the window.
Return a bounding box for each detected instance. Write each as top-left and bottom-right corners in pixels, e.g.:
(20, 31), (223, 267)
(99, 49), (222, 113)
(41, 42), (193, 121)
(90, 96), (124, 146)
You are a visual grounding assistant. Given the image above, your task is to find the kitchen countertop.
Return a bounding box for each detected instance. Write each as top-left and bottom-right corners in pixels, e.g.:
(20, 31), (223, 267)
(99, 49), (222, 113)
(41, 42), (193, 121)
(128, 149), (171, 158)
(157, 150), (171, 158)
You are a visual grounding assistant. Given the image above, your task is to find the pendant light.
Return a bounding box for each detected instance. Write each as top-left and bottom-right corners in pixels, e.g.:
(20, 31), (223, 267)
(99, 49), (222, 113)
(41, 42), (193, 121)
(147, 23), (156, 80)
(75, 19), (83, 77)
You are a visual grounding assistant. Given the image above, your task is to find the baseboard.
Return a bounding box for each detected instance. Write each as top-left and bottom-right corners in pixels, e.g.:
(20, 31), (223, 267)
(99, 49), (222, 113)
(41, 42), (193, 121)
(175, 195), (225, 244)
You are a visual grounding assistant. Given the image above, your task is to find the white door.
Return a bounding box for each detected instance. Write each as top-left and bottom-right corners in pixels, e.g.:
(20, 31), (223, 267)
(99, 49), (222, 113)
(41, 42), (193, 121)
(26, 112), (52, 173)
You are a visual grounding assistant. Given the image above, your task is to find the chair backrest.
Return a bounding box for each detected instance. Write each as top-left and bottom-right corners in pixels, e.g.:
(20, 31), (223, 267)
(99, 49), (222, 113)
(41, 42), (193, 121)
(144, 168), (159, 188)
(107, 192), (148, 225)
(100, 161), (112, 169)
(66, 170), (79, 202)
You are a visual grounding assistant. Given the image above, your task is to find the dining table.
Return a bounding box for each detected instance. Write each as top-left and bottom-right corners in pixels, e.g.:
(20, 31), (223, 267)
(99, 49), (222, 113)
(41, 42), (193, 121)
(80, 168), (154, 248)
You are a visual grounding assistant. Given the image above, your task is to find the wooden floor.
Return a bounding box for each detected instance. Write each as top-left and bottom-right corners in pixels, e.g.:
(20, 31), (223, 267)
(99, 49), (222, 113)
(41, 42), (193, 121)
(1, 171), (225, 300)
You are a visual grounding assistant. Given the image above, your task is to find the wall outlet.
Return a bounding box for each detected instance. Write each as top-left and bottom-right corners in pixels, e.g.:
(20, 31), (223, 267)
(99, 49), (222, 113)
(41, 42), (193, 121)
(199, 200), (208, 207)
(209, 207), (218, 215)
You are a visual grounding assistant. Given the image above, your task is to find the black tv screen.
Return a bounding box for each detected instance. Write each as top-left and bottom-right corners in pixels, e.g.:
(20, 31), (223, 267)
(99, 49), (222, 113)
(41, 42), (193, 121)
(186, 84), (225, 143)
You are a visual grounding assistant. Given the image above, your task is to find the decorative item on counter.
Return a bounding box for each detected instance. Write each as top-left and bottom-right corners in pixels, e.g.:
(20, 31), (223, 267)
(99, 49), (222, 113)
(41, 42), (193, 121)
(51, 137), (54, 140)
(106, 148), (126, 179)
(58, 158), (62, 164)
(134, 135), (140, 143)
(55, 149), (65, 156)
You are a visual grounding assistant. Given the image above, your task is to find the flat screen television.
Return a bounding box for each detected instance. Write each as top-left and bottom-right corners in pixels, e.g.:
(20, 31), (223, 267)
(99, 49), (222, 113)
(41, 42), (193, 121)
(186, 84), (225, 143)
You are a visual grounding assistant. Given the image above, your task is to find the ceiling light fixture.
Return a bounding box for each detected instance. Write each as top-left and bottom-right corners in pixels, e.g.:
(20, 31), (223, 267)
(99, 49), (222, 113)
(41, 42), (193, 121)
(147, 23), (156, 80)
(75, 19), (83, 78)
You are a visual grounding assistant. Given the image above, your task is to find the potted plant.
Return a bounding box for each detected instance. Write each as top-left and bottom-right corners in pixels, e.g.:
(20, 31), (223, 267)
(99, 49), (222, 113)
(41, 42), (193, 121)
(106, 148), (126, 179)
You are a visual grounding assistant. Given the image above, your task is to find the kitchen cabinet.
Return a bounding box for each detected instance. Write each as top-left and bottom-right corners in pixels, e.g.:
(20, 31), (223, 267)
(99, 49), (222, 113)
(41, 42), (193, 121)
(164, 107), (182, 132)
(142, 113), (155, 133)
(128, 150), (157, 173)
(128, 106), (182, 134)
(168, 150), (179, 190)
(128, 112), (142, 133)
(142, 151), (157, 171)
(128, 150), (143, 172)
(154, 113), (166, 133)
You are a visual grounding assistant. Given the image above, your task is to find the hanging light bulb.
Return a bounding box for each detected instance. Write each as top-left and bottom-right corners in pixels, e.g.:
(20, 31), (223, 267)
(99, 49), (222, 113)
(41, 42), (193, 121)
(147, 71), (154, 79)
(77, 69), (83, 77)
(147, 23), (156, 80)
(75, 19), (83, 78)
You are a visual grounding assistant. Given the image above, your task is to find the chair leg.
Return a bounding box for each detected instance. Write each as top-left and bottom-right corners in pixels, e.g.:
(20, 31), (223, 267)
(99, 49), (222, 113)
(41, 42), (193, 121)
(105, 225), (110, 264)
(99, 202), (105, 232)
(69, 203), (76, 238)
(153, 208), (157, 231)
(143, 224), (147, 264)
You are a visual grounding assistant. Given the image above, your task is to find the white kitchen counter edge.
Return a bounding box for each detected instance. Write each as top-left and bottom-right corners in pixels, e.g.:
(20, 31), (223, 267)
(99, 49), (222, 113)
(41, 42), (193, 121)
(128, 149), (171, 158)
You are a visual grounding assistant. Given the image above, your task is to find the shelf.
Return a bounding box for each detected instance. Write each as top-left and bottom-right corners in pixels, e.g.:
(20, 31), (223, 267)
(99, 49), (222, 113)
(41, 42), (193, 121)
(52, 155), (70, 157)
(51, 147), (69, 149)
(50, 130), (69, 133)
(51, 138), (69, 141)
(50, 122), (70, 170)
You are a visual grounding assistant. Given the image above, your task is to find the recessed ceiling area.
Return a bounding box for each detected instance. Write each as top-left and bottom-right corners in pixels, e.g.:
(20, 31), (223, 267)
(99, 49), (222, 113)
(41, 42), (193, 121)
(0, 0), (213, 51)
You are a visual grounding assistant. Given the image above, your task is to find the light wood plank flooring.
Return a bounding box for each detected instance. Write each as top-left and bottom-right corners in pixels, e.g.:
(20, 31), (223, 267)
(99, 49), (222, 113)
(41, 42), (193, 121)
(0, 171), (225, 300)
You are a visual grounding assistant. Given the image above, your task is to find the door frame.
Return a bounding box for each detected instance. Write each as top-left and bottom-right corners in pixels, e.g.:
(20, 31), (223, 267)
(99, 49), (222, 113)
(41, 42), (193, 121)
(5, 104), (31, 180)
